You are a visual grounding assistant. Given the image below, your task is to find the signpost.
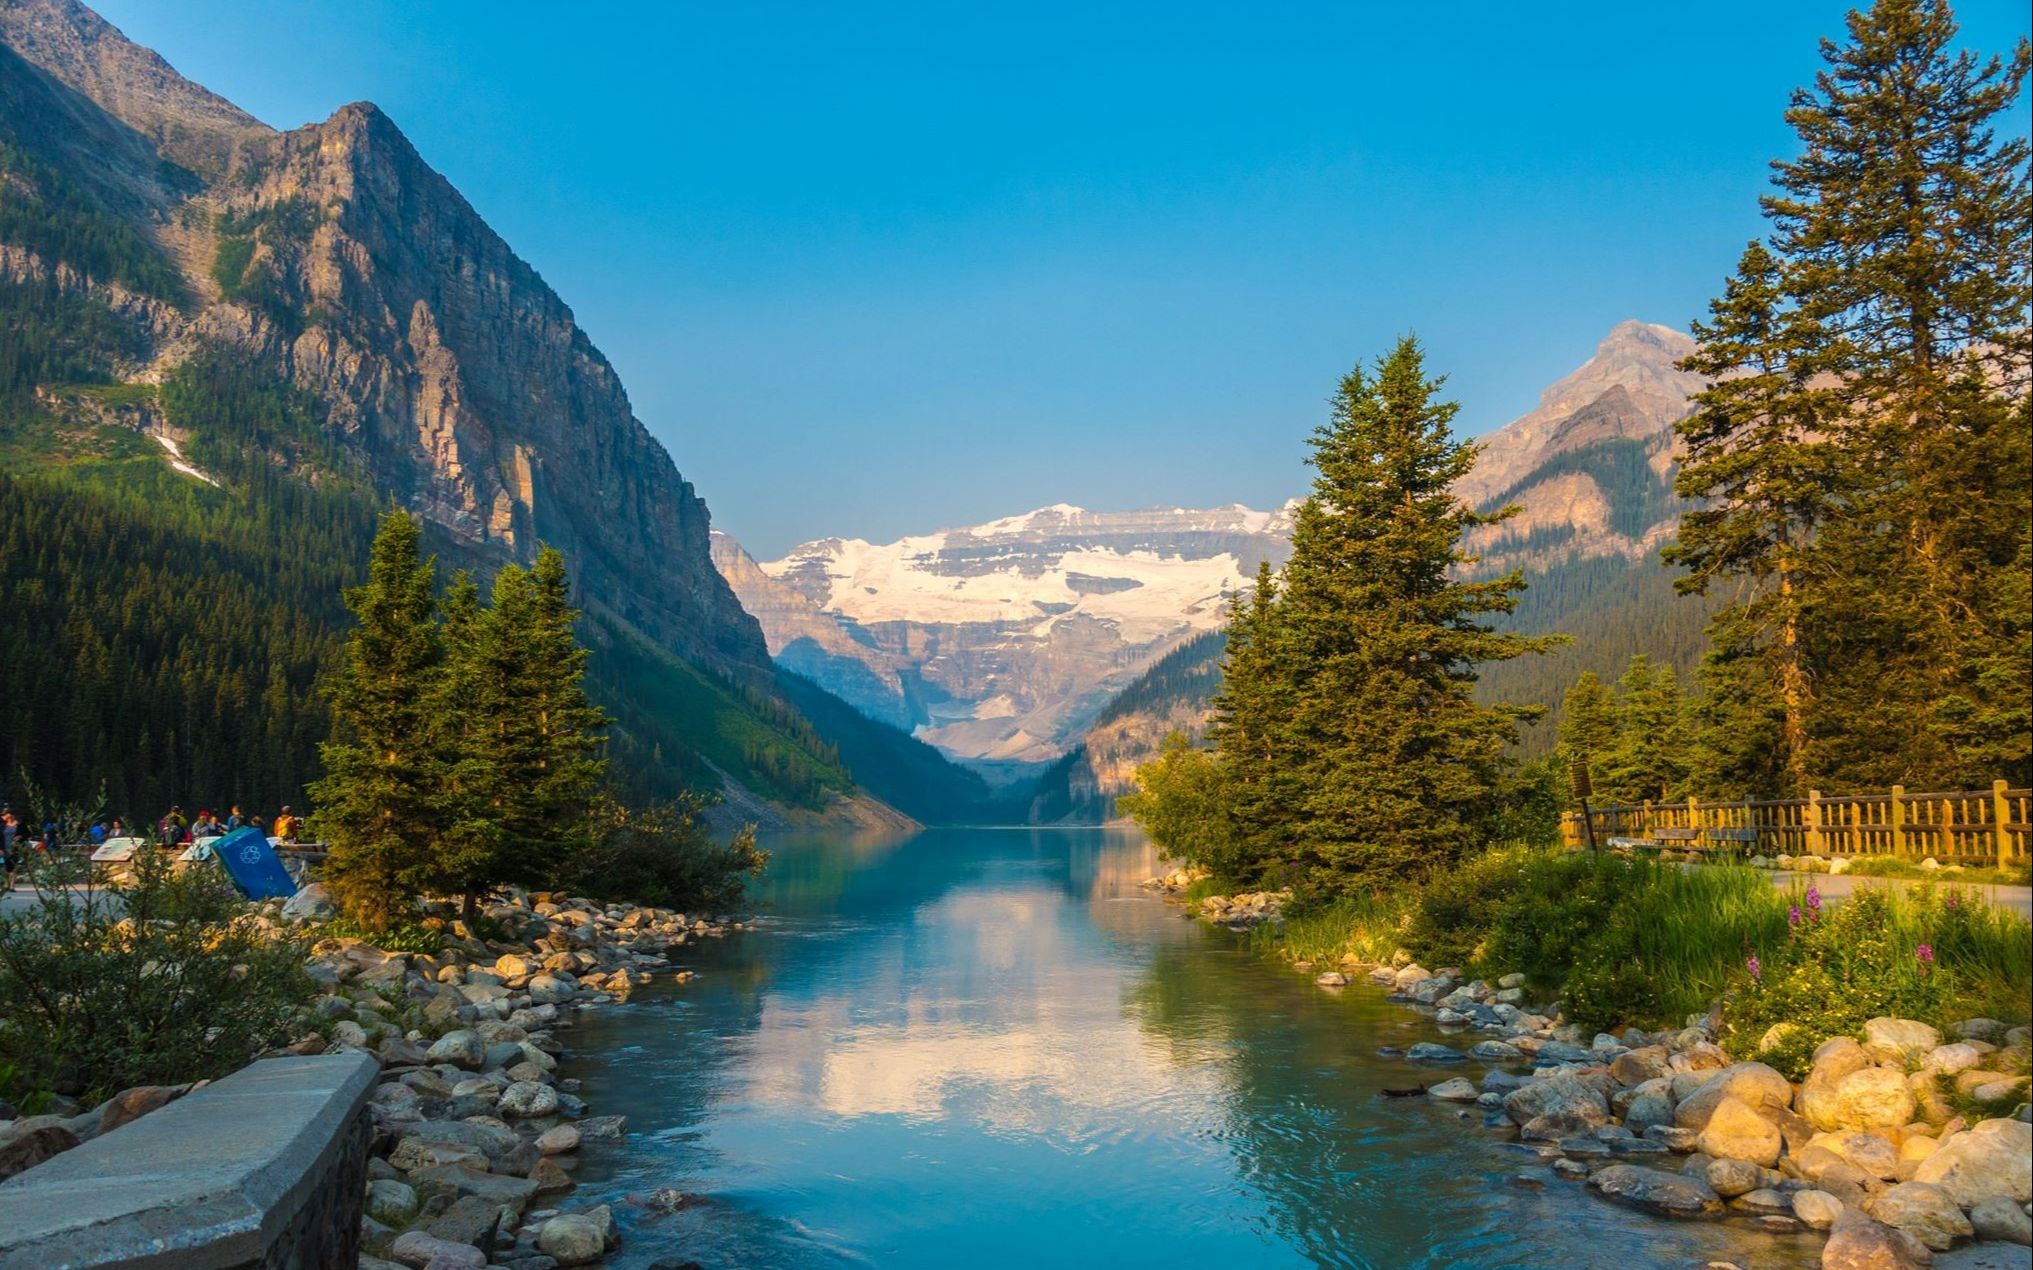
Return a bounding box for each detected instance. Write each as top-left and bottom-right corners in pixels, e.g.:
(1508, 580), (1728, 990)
(1569, 759), (1599, 855)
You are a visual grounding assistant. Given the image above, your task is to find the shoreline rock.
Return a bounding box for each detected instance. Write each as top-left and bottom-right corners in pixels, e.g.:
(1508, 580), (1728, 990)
(1160, 880), (2033, 1267)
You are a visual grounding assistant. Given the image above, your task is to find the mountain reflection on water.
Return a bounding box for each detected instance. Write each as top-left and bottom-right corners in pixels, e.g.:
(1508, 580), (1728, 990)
(561, 827), (1821, 1269)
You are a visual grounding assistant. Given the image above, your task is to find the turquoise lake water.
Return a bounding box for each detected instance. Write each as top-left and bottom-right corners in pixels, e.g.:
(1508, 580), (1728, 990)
(563, 826), (1821, 1269)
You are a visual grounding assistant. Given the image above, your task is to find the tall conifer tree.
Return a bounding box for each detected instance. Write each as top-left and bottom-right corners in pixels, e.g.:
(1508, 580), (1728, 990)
(1205, 560), (1292, 880)
(1556, 671), (1616, 795)
(1764, 0), (2031, 785)
(310, 511), (446, 929)
(1272, 338), (1554, 892)
(1668, 242), (1841, 792)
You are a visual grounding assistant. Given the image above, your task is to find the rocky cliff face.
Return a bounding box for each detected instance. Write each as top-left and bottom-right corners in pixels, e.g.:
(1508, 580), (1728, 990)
(1459, 320), (1700, 573)
(710, 531), (913, 728)
(1, 0), (769, 682)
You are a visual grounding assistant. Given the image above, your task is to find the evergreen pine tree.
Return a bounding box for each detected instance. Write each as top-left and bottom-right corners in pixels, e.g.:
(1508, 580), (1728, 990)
(435, 548), (610, 913)
(309, 511), (446, 929)
(1687, 611), (1791, 799)
(1762, 0), (2032, 785)
(1602, 656), (1690, 805)
(522, 545), (609, 860)
(1271, 338), (1555, 893)
(1556, 671), (1616, 795)
(431, 570), (499, 913)
(1204, 560), (1293, 882)
(1667, 241), (1841, 792)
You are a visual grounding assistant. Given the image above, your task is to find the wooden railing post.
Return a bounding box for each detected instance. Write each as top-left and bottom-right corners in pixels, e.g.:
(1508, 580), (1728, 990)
(1890, 785), (1906, 856)
(1688, 794), (1701, 843)
(1994, 779), (2011, 864)
(1806, 789), (1823, 857)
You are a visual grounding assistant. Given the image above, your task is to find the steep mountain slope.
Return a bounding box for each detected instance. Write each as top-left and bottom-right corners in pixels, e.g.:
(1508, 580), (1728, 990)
(710, 531), (916, 730)
(0, 0), (867, 819)
(722, 504), (1293, 764)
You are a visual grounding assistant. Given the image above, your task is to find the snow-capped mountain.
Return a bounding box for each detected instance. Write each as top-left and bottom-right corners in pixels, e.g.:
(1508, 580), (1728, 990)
(721, 504), (1294, 763)
(718, 319), (1701, 772)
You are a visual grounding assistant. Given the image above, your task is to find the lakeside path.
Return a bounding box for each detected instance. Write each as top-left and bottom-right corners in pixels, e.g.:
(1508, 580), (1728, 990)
(1770, 870), (2032, 918)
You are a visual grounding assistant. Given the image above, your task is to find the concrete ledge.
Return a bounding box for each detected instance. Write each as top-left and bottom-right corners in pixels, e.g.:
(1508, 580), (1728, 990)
(0, 1052), (379, 1270)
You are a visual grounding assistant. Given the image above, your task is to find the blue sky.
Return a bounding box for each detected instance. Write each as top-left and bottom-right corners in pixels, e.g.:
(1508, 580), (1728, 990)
(95, 2), (2031, 556)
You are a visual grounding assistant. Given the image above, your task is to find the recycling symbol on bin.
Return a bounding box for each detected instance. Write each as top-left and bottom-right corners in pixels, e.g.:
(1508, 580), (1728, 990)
(240, 841), (265, 864)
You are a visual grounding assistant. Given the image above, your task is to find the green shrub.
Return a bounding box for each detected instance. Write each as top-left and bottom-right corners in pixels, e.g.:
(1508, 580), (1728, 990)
(560, 796), (768, 913)
(1402, 847), (1533, 969)
(0, 851), (315, 1102)
(1118, 734), (1245, 879)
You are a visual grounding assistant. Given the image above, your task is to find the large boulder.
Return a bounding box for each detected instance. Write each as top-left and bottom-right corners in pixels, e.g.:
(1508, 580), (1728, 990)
(1611, 1047), (1672, 1086)
(1821, 1209), (1928, 1270)
(1967, 1196), (2033, 1246)
(1624, 1079), (1677, 1136)
(280, 882), (338, 922)
(1802, 1066), (1917, 1132)
(1866, 1181), (1974, 1251)
(1706, 1157), (1765, 1198)
(498, 1081), (560, 1119)
(1793, 1189), (1844, 1231)
(366, 1178), (419, 1227)
(406, 1164), (539, 1209)
(424, 1029), (486, 1071)
(1913, 1117), (2033, 1207)
(526, 974), (575, 1005)
(1920, 1043), (1985, 1075)
(94, 1085), (187, 1136)
(1673, 1062), (1794, 1130)
(535, 1124), (581, 1155)
(1697, 1095), (1784, 1166)
(536, 1208), (614, 1266)
(1502, 1073), (1609, 1129)
(1585, 1165), (1724, 1218)
(0, 1117), (78, 1182)
(1825, 1132), (1902, 1180)
(1862, 1018), (1942, 1065)
(1807, 1037), (1875, 1088)
(387, 1231), (486, 1270)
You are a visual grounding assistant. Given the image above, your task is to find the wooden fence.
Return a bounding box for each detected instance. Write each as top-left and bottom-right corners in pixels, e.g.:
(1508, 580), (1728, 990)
(1562, 781), (2031, 865)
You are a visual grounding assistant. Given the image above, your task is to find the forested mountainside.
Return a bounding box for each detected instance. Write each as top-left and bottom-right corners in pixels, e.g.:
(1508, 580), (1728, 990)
(1026, 322), (1710, 821)
(0, 0), (868, 820)
(1028, 630), (1226, 823)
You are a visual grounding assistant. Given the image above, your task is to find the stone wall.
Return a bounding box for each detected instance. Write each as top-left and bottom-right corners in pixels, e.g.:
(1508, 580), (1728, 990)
(0, 1052), (378, 1269)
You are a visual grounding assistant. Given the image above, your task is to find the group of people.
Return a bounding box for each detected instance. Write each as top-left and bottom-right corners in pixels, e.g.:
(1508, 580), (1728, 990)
(0, 801), (306, 889)
(144, 803), (302, 848)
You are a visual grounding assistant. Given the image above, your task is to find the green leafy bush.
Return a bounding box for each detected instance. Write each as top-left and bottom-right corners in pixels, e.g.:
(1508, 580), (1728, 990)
(561, 796), (768, 913)
(0, 851), (315, 1102)
(1401, 848), (1533, 969)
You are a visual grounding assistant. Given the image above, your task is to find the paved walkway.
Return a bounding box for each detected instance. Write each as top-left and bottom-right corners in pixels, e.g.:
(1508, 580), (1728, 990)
(1771, 870), (2032, 918)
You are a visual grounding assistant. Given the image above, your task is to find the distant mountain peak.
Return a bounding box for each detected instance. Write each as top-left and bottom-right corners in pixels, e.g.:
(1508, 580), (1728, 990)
(0, 0), (269, 176)
(1456, 318), (1700, 510)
